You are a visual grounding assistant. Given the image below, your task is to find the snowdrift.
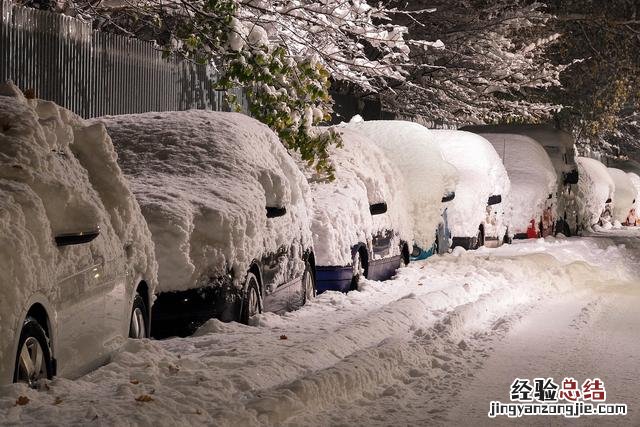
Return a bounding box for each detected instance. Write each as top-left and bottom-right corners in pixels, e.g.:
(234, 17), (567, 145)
(342, 119), (457, 250)
(482, 133), (557, 235)
(607, 168), (636, 224)
(97, 111), (313, 293)
(300, 127), (413, 266)
(577, 157), (615, 228)
(0, 82), (156, 382)
(429, 130), (510, 239)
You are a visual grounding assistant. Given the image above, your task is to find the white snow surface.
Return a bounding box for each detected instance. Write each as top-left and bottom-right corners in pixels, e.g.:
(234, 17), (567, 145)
(577, 157), (615, 227)
(430, 130), (510, 239)
(627, 172), (640, 215)
(482, 133), (557, 234)
(0, 82), (157, 381)
(1, 232), (638, 425)
(96, 111), (313, 293)
(607, 167), (637, 223)
(300, 127), (413, 266)
(341, 120), (458, 250)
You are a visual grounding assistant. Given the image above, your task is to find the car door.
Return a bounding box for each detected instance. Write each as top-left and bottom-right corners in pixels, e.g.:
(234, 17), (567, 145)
(99, 245), (129, 355)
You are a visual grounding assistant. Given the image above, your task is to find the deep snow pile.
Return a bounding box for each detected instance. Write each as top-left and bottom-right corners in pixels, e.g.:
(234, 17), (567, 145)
(628, 172), (640, 216)
(0, 235), (636, 425)
(607, 167), (636, 224)
(577, 157), (615, 228)
(0, 82), (156, 381)
(483, 133), (557, 234)
(300, 127), (413, 266)
(342, 119), (457, 250)
(97, 111), (313, 293)
(429, 130), (510, 239)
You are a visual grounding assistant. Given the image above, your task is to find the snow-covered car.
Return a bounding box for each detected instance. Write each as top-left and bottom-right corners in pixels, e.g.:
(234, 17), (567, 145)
(99, 111), (315, 338)
(0, 83), (157, 387)
(300, 127), (413, 293)
(462, 124), (579, 236)
(607, 167), (637, 226)
(342, 119), (458, 259)
(430, 130), (510, 249)
(576, 157), (615, 229)
(478, 133), (557, 239)
(626, 172), (640, 226)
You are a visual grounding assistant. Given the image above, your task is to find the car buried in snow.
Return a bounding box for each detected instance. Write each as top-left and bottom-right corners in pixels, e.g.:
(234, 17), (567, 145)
(474, 133), (557, 240)
(0, 83), (157, 387)
(429, 130), (511, 250)
(576, 157), (615, 229)
(342, 119), (459, 260)
(462, 124), (580, 236)
(99, 111), (316, 338)
(299, 127), (413, 293)
(607, 167), (638, 227)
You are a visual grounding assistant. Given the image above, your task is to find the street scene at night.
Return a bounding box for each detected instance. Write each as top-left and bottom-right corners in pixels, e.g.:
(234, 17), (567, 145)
(1, 0), (640, 426)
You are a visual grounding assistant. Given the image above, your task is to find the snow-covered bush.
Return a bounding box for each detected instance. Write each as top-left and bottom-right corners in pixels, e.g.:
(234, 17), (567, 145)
(482, 133), (557, 236)
(576, 157), (615, 228)
(299, 127), (413, 267)
(97, 111), (313, 293)
(0, 82), (157, 382)
(341, 119), (457, 250)
(430, 130), (510, 241)
(607, 168), (636, 224)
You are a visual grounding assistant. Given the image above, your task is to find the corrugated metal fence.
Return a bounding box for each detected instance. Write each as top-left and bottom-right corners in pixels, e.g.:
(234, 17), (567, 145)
(0, 0), (245, 118)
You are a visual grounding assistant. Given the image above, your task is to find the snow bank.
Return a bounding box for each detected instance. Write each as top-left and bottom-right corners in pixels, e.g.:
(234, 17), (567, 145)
(341, 120), (457, 249)
(576, 157), (615, 228)
(627, 172), (640, 216)
(0, 82), (156, 381)
(97, 111), (313, 293)
(482, 133), (557, 234)
(429, 130), (510, 239)
(300, 127), (413, 266)
(607, 167), (636, 223)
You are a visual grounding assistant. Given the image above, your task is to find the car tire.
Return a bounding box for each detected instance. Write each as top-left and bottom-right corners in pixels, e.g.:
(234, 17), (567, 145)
(302, 261), (316, 304)
(475, 226), (485, 249)
(129, 294), (149, 339)
(13, 317), (53, 387)
(350, 250), (365, 291)
(240, 272), (262, 324)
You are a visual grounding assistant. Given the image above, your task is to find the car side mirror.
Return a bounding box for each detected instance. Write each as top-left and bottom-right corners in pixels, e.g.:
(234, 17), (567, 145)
(606, 198), (612, 204)
(266, 206), (287, 218)
(369, 202), (388, 216)
(487, 195), (502, 206)
(441, 192), (455, 203)
(55, 229), (100, 247)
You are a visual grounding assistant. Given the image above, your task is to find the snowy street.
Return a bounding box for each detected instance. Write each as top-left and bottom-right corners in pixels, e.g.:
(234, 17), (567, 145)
(1, 231), (638, 426)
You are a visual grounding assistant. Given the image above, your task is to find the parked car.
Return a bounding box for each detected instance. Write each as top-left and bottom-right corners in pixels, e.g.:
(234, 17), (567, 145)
(429, 130), (510, 249)
(343, 119), (458, 259)
(300, 127), (413, 293)
(626, 172), (640, 226)
(0, 83), (157, 387)
(462, 124), (579, 236)
(576, 157), (615, 229)
(607, 167), (637, 226)
(99, 111), (315, 338)
(477, 133), (557, 239)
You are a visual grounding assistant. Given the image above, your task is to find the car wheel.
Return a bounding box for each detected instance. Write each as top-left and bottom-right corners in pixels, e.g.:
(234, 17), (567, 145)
(302, 261), (316, 304)
(475, 226), (485, 249)
(13, 317), (53, 388)
(350, 251), (365, 291)
(240, 272), (262, 324)
(129, 294), (148, 339)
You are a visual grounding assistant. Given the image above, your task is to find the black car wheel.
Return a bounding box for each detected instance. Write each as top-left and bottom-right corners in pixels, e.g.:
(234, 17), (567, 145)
(350, 250), (366, 291)
(302, 261), (316, 304)
(129, 294), (148, 339)
(240, 272), (262, 324)
(13, 317), (53, 388)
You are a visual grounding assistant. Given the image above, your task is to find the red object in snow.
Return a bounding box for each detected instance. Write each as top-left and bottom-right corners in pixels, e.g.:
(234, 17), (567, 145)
(527, 219), (538, 239)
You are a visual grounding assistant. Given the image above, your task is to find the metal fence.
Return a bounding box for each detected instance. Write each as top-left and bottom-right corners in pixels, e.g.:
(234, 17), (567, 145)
(0, 0), (245, 118)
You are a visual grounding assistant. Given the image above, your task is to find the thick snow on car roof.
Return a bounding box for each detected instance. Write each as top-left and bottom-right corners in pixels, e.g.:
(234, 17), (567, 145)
(300, 127), (413, 266)
(429, 130), (510, 238)
(482, 133), (557, 234)
(607, 167), (637, 223)
(576, 157), (615, 228)
(98, 110), (313, 293)
(462, 124), (576, 175)
(342, 119), (457, 250)
(0, 82), (157, 370)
